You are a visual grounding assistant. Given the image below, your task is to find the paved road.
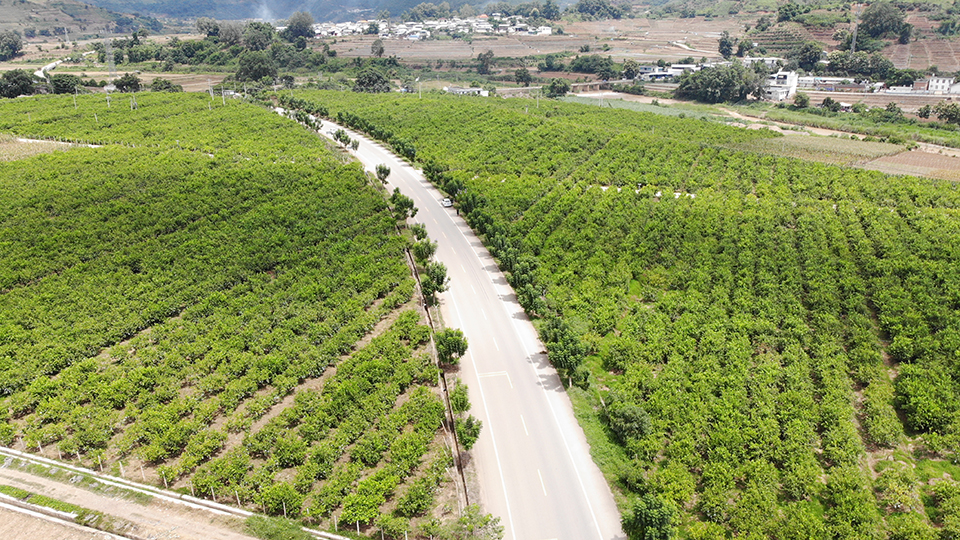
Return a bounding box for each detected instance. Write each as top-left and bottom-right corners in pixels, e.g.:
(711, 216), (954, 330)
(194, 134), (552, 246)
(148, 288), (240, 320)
(318, 120), (624, 540)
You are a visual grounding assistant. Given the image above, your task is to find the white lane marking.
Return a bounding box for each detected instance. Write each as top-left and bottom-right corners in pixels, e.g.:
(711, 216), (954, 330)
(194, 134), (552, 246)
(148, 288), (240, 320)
(492, 337), (499, 351)
(462, 264), (467, 273)
(478, 371), (513, 389)
(451, 248), (456, 255)
(471, 284), (476, 294)
(433, 218), (438, 224)
(481, 308), (487, 320)
(500, 298), (605, 539)
(538, 469), (548, 496)
(520, 415), (529, 436)
(449, 296), (516, 540)
(442, 231), (447, 238)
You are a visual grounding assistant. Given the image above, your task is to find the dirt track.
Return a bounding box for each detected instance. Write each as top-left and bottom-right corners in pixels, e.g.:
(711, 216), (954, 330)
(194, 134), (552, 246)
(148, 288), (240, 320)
(0, 462), (256, 540)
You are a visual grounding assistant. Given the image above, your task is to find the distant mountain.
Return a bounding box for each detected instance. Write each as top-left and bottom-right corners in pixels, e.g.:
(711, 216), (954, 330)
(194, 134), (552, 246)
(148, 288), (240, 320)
(78, 0), (474, 23)
(0, 0), (159, 36)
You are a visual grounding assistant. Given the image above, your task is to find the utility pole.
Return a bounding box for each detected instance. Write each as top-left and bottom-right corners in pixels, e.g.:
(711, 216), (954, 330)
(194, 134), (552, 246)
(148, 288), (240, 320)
(850, 3), (862, 54)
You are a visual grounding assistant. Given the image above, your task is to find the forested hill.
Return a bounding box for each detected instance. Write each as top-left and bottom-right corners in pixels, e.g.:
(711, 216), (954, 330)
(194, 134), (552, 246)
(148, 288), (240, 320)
(289, 91), (960, 539)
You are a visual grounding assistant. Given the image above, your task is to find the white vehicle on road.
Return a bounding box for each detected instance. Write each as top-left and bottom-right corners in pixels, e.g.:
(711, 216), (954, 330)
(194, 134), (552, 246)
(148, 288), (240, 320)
(441, 198), (453, 207)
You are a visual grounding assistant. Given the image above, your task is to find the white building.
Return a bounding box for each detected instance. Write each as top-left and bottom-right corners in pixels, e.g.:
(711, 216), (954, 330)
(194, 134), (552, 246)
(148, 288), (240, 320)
(764, 71), (799, 101)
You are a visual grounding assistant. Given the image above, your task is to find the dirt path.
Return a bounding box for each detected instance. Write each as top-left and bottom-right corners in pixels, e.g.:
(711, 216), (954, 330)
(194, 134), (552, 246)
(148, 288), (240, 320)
(0, 505), (117, 540)
(0, 463), (256, 540)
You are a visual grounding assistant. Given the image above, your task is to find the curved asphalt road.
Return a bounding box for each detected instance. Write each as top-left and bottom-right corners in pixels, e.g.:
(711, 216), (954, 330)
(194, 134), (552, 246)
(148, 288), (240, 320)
(317, 118), (624, 540)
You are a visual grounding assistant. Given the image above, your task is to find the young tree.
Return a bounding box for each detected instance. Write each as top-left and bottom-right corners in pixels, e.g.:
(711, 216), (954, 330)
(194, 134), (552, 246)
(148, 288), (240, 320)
(436, 328), (468, 365)
(449, 379), (470, 415)
(412, 239), (437, 263)
(390, 188), (418, 221)
(375, 163), (391, 183)
(456, 415), (482, 450)
(793, 91), (810, 109)
(917, 104), (932, 119)
(371, 38), (385, 58)
(421, 262), (449, 301)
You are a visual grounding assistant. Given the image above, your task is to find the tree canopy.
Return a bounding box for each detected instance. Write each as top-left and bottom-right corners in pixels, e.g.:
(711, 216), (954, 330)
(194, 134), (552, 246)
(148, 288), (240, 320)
(0, 30), (24, 61)
(353, 68), (391, 93)
(675, 63), (764, 103)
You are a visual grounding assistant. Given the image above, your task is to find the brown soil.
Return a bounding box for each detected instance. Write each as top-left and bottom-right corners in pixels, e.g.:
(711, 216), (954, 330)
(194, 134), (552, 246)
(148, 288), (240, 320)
(862, 150), (960, 181)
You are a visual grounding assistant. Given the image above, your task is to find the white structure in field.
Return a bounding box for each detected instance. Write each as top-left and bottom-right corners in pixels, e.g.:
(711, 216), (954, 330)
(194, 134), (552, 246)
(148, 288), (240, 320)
(764, 71), (798, 101)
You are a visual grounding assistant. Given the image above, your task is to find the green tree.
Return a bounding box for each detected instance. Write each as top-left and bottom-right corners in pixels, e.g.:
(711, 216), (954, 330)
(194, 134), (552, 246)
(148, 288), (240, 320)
(623, 59), (640, 80)
(284, 12), (314, 40)
(456, 415), (482, 450)
(718, 31), (736, 59)
(861, 2), (906, 38)
(623, 494), (676, 540)
(390, 187), (418, 221)
(0, 30), (25, 61)
(443, 504), (502, 539)
(114, 73), (141, 92)
(371, 38), (385, 58)
(514, 67), (532, 86)
(778, 3), (808, 23)
(219, 21), (243, 45)
(243, 21), (276, 51)
(917, 104), (932, 119)
(542, 0), (561, 19)
(150, 77), (183, 92)
(422, 262), (449, 302)
(0, 69), (34, 98)
(50, 73), (82, 94)
(366, 22), (380, 35)
(353, 68), (391, 93)
(375, 163), (390, 183)
(793, 91), (810, 109)
(196, 17), (219, 37)
(477, 50), (495, 75)
(545, 78), (570, 98)
(236, 51), (277, 82)
(259, 482), (303, 517)
(794, 41), (823, 71)
(934, 100), (960, 125)
(436, 328), (468, 365)
(449, 379), (470, 415)
(606, 401), (651, 443)
(412, 239), (437, 264)
(675, 62), (763, 103)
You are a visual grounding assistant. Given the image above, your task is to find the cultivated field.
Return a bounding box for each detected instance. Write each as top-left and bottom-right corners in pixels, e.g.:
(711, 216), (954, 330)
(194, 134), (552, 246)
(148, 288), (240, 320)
(862, 149), (960, 180)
